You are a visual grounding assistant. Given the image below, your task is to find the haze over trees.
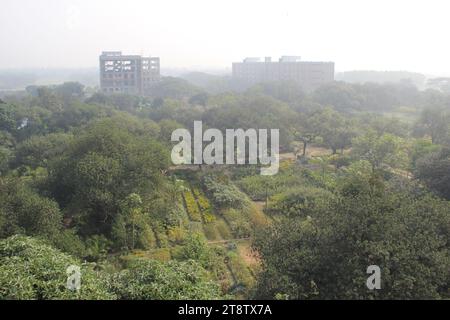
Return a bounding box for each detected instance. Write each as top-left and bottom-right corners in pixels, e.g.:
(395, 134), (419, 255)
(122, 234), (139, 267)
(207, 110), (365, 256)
(0, 76), (449, 300)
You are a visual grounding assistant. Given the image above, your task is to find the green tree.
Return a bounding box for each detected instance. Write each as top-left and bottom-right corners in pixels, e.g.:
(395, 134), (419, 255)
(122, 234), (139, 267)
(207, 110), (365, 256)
(158, 118), (184, 144)
(414, 106), (450, 144)
(352, 130), (407, 172)
(13, 132), (73, 169)
(312, 82), (363, 112)
(111, 193), (154, 250)
(254, 180), (450, 299)
(0, 104), (17, 133)
(178, 233), (213, 268)
(48, 118), (169, 237)
(409, 138), (441, 170)
(55, 82), (85, 101)
(0, 178), (62, 239)
(415, 147), (450, 200)
(267, 186), (334, 218)
(309, 107), (355, 154)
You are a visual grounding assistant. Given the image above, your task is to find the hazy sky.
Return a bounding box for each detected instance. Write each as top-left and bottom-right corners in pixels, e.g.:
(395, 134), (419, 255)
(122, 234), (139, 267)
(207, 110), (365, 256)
(1, 0), (449, 74)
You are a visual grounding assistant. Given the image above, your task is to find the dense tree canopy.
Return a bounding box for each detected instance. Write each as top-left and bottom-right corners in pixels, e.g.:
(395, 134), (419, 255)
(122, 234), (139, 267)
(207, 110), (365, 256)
(254, 176), (450, 299)
(1, 78), (450, 300)
(415, 147), (450, 200)
(47, 117), (170, 237)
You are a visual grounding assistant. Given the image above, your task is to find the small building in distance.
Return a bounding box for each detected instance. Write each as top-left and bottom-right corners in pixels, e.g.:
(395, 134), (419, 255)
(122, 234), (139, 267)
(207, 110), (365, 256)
(232, 56), (334, 91)
(99, 51), (160, 95)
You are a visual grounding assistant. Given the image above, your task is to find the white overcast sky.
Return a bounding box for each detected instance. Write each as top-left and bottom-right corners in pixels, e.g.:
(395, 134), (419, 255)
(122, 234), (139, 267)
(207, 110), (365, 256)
(0, 0), (449, 74)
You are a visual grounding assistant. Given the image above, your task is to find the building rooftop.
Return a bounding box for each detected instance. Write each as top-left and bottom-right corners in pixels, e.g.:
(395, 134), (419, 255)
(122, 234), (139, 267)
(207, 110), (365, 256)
(236, 56), (333, 63)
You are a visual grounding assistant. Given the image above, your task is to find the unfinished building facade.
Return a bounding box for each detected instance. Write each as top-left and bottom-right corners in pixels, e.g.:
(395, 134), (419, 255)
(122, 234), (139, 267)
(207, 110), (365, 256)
(99, 51), (160, 95)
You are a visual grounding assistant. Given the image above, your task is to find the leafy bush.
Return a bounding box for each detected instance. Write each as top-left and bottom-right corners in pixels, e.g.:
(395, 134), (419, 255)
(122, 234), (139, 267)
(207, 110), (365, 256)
(222, 209), (252, 238)
(84, 234), (111, 261)
(0, 178), (62, 239)
(176, 233), (213, 268)
(167, 226), (187, 244)
(236, 167), (305, 200)
(203, 211), (216, 223)
(192, 187), (211, 211)
(165, 200), (190, 227)
(111, 194), (157, 250)
(267, 186), (334, 218)
(191, 186), (215, 223)
(203, 176), (250, 209)
(110, 259), (223, 300)
(155, 230), (169, 248)
(51, 229), (87, 259)
(0, 235), (114, 300)
(328, 154), (352, 168)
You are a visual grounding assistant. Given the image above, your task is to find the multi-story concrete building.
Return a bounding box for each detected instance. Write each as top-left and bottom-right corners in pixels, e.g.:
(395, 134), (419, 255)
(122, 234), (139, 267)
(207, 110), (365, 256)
(232, 56), (334, 91)
(99, 51), (160, 95)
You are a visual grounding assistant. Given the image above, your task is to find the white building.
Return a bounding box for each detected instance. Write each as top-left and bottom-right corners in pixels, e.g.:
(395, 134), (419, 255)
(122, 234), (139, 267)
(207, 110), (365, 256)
(232, 56), (334, 91)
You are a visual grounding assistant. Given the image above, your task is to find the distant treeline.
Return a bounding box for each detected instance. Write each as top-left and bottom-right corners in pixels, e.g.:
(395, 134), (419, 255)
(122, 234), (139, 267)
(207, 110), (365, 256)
(0, 68), (99, 90)
(0, 68), (431, 93)
(336, 70), (427, 88)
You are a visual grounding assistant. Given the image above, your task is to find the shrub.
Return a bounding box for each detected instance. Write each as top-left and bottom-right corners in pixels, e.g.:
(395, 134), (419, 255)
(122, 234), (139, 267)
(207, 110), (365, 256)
(84, 235), (111, 261)
(0, 235), (114, 300)
(203, 176), (250, 209)
(236, 167), (305, 201)
(267, 186), (334, 218)
(328, 154), (351, 168)
(176, 233), (212, 268)
(191, 186), (215, 223)
(183, 190), (202, 221)
(166, 200), (190, 226)
(152, 224), (169, 248)
(192, 187), (211, 210)
(222, 209), (252, 238)
(168, 226), (187, 244)
(110, 259), (223, 300)
(215, 220), (232, 239)
(203, 211), (216, 223)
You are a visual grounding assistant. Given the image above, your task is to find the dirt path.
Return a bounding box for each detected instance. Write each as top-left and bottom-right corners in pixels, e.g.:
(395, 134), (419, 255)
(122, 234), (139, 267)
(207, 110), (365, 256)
(237, 242), (260, 268)
(280, 145), (332, 161)
(208, 237), (251, 244)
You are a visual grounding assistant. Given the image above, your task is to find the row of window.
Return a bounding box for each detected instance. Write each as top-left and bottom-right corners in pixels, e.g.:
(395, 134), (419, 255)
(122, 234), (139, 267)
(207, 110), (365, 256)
(102, 87), (139, 93)
(103, 73), (136, 79)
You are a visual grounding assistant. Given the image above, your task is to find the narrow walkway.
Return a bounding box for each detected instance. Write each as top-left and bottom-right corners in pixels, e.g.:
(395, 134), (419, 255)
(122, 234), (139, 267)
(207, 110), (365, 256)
(208, 237), (251, 244)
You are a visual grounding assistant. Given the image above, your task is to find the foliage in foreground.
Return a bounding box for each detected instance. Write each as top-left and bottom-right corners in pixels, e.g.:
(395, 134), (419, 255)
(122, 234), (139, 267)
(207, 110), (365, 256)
(110, 259), (224, 300)
(0, 235), (226, 300)
(254, 177), (450, 299)
(0, 235), (114, 300)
